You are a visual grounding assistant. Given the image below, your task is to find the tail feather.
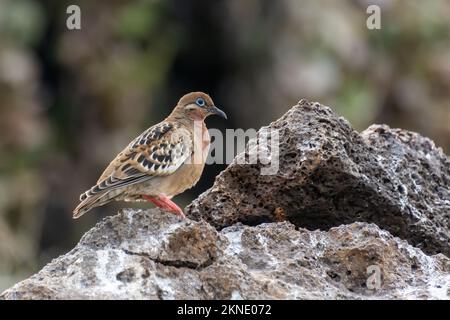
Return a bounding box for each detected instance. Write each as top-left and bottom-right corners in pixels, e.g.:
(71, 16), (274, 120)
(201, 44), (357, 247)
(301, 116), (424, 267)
(73, 191), (110, 219)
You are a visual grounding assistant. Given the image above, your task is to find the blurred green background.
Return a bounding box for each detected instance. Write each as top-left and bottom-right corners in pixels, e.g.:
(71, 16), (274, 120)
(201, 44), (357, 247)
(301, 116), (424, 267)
(0, 0), (449, 291)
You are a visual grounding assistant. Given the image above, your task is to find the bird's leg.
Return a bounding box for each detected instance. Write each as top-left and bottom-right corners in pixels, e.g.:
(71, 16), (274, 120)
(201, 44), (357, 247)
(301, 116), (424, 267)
(141, 194), (186, 219)
(141, 194), (165, 207)
(157, 194), (186, 218)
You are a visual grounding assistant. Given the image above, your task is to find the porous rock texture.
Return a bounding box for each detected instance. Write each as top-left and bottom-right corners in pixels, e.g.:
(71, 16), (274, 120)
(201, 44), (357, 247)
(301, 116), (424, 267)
(187, 99), (450, 256)
(1, 209), (449, 300)
(1, 99), (449, 300)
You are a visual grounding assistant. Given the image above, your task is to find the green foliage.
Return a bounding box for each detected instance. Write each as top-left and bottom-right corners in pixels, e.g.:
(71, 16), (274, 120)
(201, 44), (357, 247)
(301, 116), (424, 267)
(0, 0), (45, 46)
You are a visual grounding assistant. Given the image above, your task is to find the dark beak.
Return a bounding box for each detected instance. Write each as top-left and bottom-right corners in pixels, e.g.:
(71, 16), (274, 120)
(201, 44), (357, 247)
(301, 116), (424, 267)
(209, 105), (227, 119)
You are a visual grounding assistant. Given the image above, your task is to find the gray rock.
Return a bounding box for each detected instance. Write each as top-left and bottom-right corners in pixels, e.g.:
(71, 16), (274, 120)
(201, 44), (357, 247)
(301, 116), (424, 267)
(187, 99), (450, 256)
(2, 100), (449, 300)
(1, 209), (449, 300)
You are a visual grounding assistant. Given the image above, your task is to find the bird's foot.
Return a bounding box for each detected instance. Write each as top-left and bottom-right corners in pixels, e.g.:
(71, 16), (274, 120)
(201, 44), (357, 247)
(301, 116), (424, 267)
(142, 194), (186, 219)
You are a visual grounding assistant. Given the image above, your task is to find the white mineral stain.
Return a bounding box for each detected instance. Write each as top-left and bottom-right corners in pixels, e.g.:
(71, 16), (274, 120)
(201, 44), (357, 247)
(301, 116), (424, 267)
(230, 290), (243, 300)
(224, 229), (244, 256)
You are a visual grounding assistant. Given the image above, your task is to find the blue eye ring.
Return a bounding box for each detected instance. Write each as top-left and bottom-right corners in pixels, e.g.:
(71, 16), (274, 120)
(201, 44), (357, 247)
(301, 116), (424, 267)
(196, 97), (205, 107)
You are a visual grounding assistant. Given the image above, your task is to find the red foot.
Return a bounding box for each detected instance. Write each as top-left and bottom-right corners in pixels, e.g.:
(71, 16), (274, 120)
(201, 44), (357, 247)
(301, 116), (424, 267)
(142, 194), (186, 218)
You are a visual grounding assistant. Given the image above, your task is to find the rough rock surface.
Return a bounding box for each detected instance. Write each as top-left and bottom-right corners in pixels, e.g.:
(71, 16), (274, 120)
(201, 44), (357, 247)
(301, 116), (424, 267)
(2, 99), (449, 300)
(187, 99), (450, 256)
(1, 209), (449, 300)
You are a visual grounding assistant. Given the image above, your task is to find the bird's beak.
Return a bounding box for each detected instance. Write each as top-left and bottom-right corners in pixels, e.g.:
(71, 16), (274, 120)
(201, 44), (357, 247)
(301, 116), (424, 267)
(208, 106), (227, 119)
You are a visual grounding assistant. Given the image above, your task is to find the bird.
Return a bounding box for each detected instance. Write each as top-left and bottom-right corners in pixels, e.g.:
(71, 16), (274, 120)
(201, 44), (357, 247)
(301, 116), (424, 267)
(73, 92), (227, 219)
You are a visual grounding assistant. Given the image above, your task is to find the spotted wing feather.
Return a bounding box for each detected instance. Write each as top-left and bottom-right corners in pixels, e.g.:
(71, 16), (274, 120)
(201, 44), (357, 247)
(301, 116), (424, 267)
(79, 122), (192, 202)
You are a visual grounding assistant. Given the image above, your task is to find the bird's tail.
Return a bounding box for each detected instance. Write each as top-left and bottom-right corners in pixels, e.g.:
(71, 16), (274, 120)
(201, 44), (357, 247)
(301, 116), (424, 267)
(73, 189), (110, 219)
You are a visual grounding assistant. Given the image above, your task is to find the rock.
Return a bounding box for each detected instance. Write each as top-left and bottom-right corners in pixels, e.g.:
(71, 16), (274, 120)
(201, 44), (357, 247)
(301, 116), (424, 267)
(187, 99), (450, 256)
(1, 209), (449, 300)
(2, 100), (449, 300)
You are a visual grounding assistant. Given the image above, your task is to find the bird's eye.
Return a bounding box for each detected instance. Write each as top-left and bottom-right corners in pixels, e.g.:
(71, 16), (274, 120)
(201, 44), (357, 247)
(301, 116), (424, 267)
(195, 98), (205, 107)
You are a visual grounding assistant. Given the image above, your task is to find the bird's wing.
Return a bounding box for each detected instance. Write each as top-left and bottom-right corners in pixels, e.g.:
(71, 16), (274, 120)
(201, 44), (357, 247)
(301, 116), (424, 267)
(80, 122), (192, 201)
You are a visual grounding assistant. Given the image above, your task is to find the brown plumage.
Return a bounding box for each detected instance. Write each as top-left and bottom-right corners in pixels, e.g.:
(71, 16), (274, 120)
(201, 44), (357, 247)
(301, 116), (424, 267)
(73, 92), (227, 219)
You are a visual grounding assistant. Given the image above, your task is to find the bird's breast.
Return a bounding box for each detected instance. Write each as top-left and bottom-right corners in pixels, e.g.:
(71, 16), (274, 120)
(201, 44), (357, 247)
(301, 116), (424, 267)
(191, 121), (210, 165)
(202, 126), (211, 157)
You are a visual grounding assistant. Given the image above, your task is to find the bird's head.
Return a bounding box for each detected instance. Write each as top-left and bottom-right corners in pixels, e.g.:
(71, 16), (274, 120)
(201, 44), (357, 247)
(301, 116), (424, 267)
(176, 92), (227, 121)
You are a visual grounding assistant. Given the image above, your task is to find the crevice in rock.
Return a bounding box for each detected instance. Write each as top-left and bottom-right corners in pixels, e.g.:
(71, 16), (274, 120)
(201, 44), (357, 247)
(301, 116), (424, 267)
(122, 248), (214, 270)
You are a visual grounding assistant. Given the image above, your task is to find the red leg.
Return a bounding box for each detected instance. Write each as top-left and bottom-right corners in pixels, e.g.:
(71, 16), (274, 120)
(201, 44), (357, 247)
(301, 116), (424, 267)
(142, 194), (185, 219)
(142, 195), (165, 207)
